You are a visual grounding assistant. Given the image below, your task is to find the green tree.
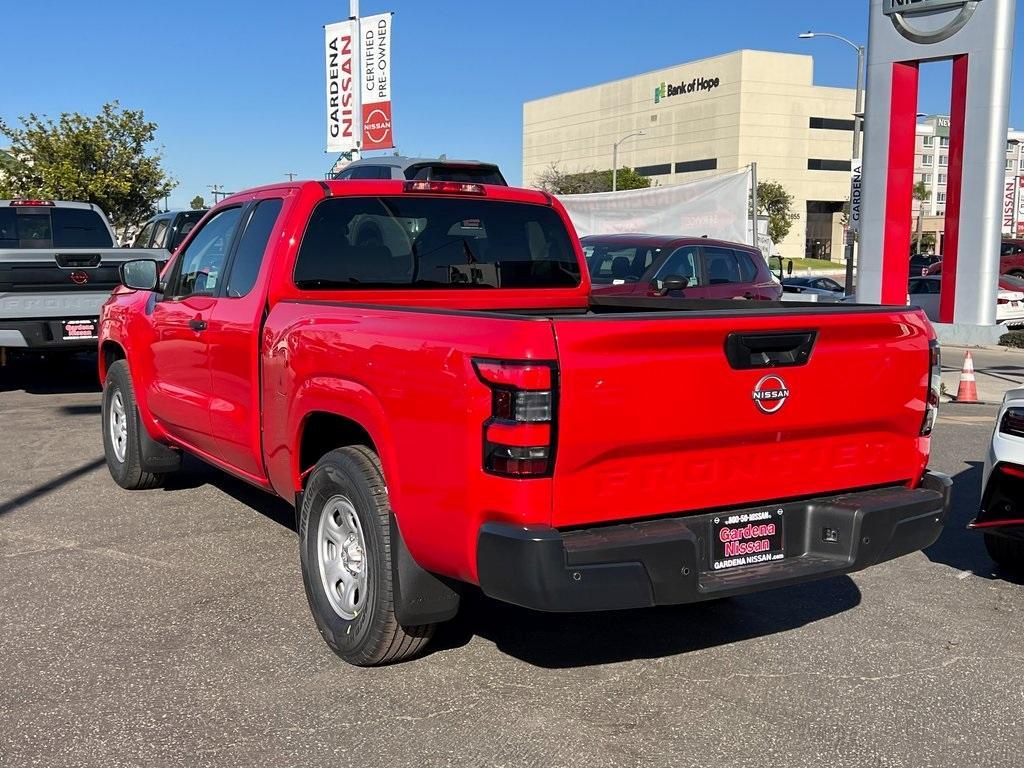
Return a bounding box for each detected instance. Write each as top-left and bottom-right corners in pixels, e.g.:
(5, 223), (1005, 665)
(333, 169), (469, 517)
(912, 181), (931, 252)
(534, 163), (652, 194)
(753, 181), (798, 245)
(0, 101), (175, 239)
(190, 195), (206, 210)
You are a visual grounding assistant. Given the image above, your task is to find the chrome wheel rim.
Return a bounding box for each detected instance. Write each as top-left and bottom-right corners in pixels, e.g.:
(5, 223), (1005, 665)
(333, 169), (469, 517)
(109, 390), (128, 463)
(317, 495), (369, 620)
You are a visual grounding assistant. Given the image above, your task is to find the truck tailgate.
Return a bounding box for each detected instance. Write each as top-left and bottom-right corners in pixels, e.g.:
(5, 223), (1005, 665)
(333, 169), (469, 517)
(550, 307), (932, 528)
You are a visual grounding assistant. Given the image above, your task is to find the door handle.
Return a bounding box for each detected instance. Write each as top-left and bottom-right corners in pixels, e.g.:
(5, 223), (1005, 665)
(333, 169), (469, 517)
(188, 317), (207, 332)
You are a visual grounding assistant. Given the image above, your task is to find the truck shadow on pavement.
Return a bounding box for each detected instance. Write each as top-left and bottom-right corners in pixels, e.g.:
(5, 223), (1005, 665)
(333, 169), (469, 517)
(924, 461), (1023, 584)
(431, 578), (862, 668)
(0, 352), (101, 395)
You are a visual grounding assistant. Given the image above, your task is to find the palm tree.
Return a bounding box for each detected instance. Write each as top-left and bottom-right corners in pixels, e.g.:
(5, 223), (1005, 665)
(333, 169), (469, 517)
(912, 181), (931, 253)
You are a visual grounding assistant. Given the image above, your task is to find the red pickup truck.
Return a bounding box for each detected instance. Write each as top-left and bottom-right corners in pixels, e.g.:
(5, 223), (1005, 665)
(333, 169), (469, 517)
(99, 179), (951, 666)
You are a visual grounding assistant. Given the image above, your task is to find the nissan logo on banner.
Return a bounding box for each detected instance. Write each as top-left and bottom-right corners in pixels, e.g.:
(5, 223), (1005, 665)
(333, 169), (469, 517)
(1004, 175), (1018, 235)
(360, 13), (394, 151)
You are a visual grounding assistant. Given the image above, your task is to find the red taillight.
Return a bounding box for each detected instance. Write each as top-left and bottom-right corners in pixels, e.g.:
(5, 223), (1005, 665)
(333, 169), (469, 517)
(1000, 464), (1024, 479)
(997, 297), (1009, 305)
(9, 199), (54, 207)
(474, 359), (556, 478)
(403, 180), (486, 195)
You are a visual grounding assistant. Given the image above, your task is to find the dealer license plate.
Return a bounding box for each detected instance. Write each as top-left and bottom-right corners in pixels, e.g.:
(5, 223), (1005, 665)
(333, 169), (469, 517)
(63, 319), (98, 341)
(710, 508), (785, 571)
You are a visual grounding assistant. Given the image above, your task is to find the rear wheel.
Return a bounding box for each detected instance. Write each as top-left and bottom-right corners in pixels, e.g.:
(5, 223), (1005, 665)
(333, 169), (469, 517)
(101, 360), (167, 490)
(984, 533), (1024, 574)
(299, 446), (434, 665)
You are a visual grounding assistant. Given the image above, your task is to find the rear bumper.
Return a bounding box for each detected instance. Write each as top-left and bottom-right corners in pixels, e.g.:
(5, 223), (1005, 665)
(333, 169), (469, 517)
(477, 471), (952, 612)
(0, 318), (99, 349)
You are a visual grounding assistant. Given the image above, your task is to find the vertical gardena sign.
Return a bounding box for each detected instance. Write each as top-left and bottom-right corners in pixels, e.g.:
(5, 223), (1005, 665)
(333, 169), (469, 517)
(359, 13), (393, 150)
(325, 20), (358, 152)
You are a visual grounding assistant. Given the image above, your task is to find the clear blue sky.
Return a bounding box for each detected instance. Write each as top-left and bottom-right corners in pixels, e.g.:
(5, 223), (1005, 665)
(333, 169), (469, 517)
(3, 1), (1021, 207)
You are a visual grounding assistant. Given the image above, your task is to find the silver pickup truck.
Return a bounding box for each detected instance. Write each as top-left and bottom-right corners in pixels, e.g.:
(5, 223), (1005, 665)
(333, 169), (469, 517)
(0, 200), (167, 353)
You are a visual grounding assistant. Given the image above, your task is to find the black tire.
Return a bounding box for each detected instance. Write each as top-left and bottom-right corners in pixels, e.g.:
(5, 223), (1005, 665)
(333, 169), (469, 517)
(984, 533), (1024, 574)
(101, 360), (166, 490)
(299, 446), (434, 666)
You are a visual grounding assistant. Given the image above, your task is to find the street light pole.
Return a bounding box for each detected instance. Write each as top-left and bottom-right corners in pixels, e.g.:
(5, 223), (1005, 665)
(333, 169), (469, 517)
(612, 131), (645, 191)
(799, 31), (865, 293)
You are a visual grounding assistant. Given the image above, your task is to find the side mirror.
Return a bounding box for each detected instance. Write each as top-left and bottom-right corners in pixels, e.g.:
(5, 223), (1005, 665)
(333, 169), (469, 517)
(786, 259), (794, 276)
(651, 274), (689, 296)
(120, 259), (160, 291)
(768, 255), (783, 282)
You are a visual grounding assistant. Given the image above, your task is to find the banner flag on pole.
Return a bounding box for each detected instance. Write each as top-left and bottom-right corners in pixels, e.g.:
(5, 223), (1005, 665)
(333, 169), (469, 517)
(359, 13), (394, 150)
(325, 20), (359, 152)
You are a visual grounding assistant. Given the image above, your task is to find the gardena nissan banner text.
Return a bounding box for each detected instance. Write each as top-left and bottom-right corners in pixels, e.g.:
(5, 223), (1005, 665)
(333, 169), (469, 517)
(325, 20), (358, 153)
(360, 13), (393, 151)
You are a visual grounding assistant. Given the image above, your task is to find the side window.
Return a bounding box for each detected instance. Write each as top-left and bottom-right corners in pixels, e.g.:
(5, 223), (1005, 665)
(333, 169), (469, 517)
(151, 219), (170, 249)
(224, 199), (283, 298)
(348, 165), (392, 179)
(704, 246), (742, 284)
(736, 251), (759, 283)
(133, 221), (155, 248)
(657, 246), (702, 285)
(168, 207), (243, 298)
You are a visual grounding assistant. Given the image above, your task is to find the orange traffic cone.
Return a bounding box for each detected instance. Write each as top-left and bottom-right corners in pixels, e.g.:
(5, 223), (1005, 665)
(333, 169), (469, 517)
(954, 351), (981, 404)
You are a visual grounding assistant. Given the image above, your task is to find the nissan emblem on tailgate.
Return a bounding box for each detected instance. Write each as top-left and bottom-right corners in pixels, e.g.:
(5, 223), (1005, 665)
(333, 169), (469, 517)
(752, 375), (790, 414)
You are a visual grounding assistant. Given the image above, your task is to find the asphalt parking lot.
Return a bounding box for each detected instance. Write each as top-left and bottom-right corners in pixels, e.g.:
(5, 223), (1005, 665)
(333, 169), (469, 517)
(1, 352), (1022, 768)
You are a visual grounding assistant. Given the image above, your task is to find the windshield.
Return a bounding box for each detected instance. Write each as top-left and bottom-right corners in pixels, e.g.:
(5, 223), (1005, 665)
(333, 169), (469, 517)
(0, 206), (113, 249)
(582, 242), (661, 284)
(294, 196), (580, 289)
(406, 164), (507, 185)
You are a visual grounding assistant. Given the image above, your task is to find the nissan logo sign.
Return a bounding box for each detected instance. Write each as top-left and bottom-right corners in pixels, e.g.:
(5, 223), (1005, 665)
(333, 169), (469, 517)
(70, 270), (90, 285)
(752, 375), (790, 414)
(883, 0), (983, 44)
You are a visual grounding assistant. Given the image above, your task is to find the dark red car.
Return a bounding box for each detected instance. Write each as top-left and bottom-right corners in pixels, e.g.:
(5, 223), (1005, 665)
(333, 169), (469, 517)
(925, 239), (1024, 278)
(582, 233), (782, 300)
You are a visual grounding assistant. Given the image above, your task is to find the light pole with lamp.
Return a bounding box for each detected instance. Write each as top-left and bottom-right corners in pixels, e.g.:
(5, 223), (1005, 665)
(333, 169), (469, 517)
(612, 131), (645, 192)
(799, 31), (864, 293)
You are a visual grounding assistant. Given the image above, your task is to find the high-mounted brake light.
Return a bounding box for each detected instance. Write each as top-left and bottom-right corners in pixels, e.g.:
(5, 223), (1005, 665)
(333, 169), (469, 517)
(403, 180), (486, 195)
(921, 341), (941, 436)
(9, 200), (54, 207)
(473, 359), (556, 478)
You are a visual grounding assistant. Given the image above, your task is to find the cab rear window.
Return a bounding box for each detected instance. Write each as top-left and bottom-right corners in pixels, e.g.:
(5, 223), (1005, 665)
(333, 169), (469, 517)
(0, 206), (113, 248)
(293, 196), (580, 290)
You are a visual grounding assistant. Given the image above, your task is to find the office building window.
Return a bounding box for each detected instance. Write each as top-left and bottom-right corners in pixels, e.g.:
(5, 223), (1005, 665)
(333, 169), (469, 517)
(635, 163), (671, 177)
(938, 173), (947, 185)
(674, 158), (717, 174)
(1019, 157), (1024, 171)
(923, 136), (934, 147)
(809, 117), (855, 131)
(940, 137), (950, 147)
(937, 192), (946, 204)
(921, 173), (932, 184)
(939, 155), (948, 166)
(807, 159), (852, 171)
(922, 155), (932, 166)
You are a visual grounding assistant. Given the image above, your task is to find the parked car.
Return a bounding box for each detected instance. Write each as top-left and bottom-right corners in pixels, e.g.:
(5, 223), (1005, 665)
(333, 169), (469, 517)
(0, 199), (166, 354)
(132, 209), (207, 252)
(334, 156), (507, 185)
(908, 275), (1024, 326)
(910, 253), (942, 276)
(781, 276), (847, 300)
(926, 241), (1024, 278)
(970, 387), (1024, 574)
(100, 178), (950, 666)
(582, 234), (783, 300)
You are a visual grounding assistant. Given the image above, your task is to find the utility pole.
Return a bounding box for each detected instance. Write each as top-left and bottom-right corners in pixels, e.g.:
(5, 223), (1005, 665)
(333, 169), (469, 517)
(285, 172), (297, 181)
(209, 184), (223, 204)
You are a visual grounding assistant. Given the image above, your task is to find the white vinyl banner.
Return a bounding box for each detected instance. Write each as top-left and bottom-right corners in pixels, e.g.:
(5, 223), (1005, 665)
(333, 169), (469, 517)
(325, 20), (358, 152)
(556, 169), (752, 246)
(359, 13), (394, 151)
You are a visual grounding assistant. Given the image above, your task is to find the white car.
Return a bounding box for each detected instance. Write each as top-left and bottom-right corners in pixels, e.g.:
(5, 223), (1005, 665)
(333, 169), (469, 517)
(971, 387), (1024, 573)
(908, 275), (1024, 326)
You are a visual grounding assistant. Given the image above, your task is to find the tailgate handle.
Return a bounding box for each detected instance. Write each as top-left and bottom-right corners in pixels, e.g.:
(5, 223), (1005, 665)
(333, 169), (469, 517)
(55, 252), (101, 268)
(724, 331), (816, 369)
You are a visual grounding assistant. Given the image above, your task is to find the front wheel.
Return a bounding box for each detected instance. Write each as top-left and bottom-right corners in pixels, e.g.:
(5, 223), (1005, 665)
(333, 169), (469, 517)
(101, 360), (167, 490)
(299, 446), (434, 665)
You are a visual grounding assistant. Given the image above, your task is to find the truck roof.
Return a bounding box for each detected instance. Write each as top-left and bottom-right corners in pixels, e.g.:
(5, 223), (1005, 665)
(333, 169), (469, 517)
(221, 180), (553, 207)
